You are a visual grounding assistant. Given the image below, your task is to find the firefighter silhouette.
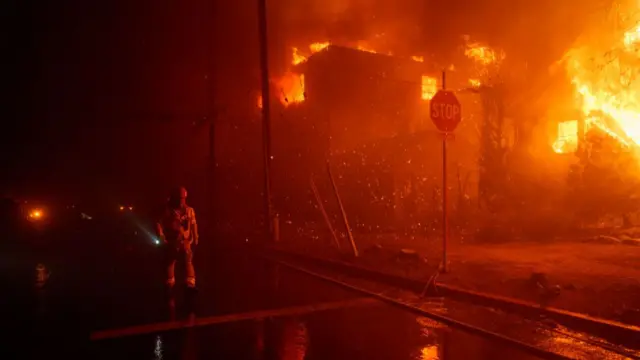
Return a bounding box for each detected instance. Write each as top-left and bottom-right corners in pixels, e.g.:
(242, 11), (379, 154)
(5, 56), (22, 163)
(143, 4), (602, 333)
(156, 186), (199, 289)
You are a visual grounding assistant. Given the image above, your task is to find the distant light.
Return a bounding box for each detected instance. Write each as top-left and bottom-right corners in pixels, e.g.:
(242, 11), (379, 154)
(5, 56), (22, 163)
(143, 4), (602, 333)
(128, 206), (133, 211)
(119, 206), (124, 211)
(29, 209), (43, 220)
(154, 239), (160, 245)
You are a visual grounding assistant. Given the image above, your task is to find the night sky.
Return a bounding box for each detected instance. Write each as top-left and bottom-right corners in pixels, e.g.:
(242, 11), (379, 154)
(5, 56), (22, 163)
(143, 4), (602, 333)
(3, 0), (227, 204)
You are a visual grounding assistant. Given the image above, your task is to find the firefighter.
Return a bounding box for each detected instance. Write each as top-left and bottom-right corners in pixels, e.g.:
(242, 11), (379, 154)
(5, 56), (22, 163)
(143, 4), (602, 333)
(156, 186), (199, 290)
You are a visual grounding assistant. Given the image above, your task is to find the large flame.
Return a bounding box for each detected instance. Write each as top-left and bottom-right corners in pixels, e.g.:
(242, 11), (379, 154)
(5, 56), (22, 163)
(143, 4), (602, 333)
(263, 39), (480, 109)
(267, 42), (331, 107)
(464, 39), (505, 87)
(464, 42), (505, 66)
(564, 4), (640, 148)
(276, 73), (305, 106)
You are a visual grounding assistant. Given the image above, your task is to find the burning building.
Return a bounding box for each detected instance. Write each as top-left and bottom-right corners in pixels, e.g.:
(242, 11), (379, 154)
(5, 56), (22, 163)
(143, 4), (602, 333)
(270, 45), (483, 231)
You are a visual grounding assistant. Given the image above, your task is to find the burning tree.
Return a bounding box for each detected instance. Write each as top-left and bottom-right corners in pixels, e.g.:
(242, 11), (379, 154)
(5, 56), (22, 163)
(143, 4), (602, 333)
(463, 39), (510, 214)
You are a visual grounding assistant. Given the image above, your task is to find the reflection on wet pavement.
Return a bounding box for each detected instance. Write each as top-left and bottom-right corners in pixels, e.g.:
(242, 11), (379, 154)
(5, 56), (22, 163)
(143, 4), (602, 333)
(26, 249), (638, 360)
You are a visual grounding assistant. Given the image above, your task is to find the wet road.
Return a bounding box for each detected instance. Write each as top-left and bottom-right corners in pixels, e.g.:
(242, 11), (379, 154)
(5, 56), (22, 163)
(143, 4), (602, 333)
(87, 249), (543, 360)
(3, 220), (629, 360)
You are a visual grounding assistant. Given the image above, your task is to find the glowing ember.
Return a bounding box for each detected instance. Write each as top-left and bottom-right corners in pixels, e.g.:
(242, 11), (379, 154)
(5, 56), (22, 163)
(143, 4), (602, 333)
(468, 78), (481, 88)
(257, 95), (263, 109)
(411, 55), (424, 62)
(553, 120), (579, 153)
(565, 10), (640, 148)
(421, 76), (437, 100)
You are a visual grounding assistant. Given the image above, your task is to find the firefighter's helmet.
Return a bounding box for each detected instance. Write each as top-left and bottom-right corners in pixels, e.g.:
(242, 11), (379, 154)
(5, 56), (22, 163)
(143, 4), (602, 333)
(169, 186), (188, 201)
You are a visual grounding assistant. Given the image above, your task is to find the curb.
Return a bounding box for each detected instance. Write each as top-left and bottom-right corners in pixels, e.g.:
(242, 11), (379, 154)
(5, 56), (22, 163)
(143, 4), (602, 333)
(267, 247), (640, 349)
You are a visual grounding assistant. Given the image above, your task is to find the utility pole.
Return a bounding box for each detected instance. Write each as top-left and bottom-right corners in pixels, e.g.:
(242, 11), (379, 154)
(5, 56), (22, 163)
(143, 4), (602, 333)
(258, 0), (274, 241)
(206, 0), (216, 235)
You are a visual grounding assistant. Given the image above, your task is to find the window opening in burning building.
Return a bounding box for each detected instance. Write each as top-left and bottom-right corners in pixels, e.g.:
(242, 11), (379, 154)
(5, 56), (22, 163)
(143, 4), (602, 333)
(553, 120), (579, 153)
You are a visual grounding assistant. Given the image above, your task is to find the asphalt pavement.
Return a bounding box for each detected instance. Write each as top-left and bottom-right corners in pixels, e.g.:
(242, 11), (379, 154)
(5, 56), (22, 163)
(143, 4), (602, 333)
(0, 215), (558, 360)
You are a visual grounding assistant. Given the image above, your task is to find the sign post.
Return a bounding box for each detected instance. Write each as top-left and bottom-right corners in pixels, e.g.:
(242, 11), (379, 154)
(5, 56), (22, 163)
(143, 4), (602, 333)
(429, 71), (462, 273)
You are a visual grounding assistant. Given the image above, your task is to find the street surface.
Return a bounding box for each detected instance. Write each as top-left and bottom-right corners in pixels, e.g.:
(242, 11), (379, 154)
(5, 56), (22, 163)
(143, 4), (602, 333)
(1, 213), (629, 359)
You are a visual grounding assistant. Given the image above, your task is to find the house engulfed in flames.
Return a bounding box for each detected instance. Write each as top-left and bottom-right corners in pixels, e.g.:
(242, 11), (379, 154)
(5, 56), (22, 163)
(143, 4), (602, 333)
(552, 3), (640, 158)
(268, 45), (483, 229)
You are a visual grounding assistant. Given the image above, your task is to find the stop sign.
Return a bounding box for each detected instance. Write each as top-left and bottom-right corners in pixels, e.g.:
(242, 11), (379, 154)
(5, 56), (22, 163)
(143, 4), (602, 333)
(430, 90), (462, 132)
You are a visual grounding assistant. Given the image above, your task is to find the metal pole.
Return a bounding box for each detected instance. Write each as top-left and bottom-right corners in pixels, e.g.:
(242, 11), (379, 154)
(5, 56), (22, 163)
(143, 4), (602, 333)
(441, 70), (449, 273)
(258, 0), (274, 241)
(327, 162), (358, 257)
(310, 176), (342, 250)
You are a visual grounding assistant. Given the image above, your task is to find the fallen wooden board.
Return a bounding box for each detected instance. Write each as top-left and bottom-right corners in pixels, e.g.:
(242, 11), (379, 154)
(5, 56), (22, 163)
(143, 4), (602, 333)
(91, 297), (376, 341)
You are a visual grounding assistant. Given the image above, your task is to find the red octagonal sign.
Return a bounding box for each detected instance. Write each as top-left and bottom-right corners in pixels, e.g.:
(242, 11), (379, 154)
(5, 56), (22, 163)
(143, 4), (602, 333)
(430, 90), (462, 132)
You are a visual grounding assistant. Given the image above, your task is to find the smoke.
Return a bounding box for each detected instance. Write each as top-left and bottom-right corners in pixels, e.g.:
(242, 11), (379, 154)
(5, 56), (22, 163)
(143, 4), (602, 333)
(269, 0), (429, 58)
(267, 0), (608, 73)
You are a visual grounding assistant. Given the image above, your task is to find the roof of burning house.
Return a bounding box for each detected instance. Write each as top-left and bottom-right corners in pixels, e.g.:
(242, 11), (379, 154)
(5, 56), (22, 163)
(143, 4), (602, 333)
(295, 45), (435, 82)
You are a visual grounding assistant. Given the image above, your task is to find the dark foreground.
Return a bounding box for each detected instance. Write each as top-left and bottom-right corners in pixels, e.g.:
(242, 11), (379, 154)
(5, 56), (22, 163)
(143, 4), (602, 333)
(0, 218), (620, 360)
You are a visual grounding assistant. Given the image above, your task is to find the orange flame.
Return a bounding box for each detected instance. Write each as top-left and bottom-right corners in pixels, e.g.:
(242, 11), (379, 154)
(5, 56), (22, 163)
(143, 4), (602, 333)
(356, 43), (377, 54)
(275, 72), (305, 106)
(291, 42), (331, 66)
(463, 39), (504, 88)
(565, 13), (640, 148)
(265, 42), (331, 107)
(291, 47), (306, 66)
(411, 55), (424, 62)
(465, 42), (505, 66)
(421, 76), (437, 100)
(309, 41), (330, 53)
(553, 120), (579, 153)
